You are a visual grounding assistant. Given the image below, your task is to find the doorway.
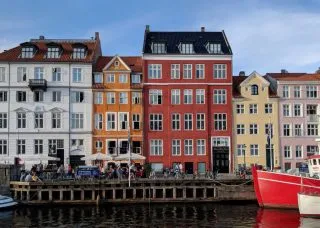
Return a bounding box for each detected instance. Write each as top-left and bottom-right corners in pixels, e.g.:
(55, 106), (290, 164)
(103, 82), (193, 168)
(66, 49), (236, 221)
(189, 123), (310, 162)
(185, 162), (193, 174)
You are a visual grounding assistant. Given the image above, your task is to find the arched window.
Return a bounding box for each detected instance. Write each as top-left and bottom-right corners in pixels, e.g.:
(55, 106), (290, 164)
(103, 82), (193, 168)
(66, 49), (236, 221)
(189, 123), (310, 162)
(251, 85), (259, 95)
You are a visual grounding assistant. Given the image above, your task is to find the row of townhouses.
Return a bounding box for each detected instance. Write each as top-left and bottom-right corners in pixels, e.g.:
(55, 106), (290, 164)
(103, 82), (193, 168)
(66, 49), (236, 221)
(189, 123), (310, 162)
(0, 26), (319, 173)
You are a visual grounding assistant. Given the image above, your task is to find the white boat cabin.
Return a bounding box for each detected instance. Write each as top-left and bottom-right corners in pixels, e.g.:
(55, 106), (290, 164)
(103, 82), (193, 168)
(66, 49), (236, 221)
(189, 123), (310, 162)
(308, 155), (320, 177)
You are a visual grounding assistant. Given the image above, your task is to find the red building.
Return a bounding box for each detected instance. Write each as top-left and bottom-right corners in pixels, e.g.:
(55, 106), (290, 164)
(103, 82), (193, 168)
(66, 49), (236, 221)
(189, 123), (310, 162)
(142, 26), (233, 173)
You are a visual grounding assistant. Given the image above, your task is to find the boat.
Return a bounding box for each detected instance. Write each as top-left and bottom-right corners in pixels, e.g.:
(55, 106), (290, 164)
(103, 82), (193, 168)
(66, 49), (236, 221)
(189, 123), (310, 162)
(252, 155), (320, 209)
(298, 193), (320, 218)
(0, 195), (18, 209)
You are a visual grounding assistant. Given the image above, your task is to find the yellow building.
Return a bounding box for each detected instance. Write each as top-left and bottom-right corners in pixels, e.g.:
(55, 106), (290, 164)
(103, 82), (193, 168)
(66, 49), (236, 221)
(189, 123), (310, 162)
(232, 71), (280, 170)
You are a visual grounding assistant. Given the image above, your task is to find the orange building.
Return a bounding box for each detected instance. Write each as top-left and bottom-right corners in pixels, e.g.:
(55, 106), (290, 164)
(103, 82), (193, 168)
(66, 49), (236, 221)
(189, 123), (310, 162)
(92, 56), (143, 164)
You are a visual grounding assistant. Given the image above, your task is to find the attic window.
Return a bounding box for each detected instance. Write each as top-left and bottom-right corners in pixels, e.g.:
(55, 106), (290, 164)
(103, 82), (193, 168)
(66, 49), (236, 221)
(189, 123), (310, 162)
(72, 44), (87, 59)
(207, 43), (222, 54)
(21, 47), (34, 58)
(47, 47), (61, 58)
(251, 85), (259, 95)
(151, 43), (166, 54)
(179, 43), (194, 54)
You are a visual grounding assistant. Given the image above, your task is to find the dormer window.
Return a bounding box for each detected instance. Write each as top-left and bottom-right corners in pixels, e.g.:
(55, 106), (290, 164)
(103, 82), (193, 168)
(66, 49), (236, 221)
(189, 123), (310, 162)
(47, 47), (61, 58)
(207, 43), (222, 54)
(179, 43), (194, 54)
(151, 43), (166, 54)
(72, 44), (87, 59)
(251, 85), (259, 95)
(21, 47), (34, 58)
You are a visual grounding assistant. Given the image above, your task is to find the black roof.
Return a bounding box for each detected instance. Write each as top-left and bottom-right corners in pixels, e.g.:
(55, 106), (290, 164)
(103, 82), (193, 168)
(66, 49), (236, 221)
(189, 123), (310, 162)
(143, 30), (232, 55)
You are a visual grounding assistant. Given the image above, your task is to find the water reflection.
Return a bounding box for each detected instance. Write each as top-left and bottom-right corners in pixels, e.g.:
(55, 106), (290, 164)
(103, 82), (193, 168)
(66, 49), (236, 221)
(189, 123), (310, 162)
(0, 204), (318, 227)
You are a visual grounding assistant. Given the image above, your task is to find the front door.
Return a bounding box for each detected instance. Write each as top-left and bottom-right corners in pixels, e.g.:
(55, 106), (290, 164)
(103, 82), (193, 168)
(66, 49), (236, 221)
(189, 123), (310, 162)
(212, 146), (229, 173)
(185, 162), (193, 174)
(56, 149), (64, 167)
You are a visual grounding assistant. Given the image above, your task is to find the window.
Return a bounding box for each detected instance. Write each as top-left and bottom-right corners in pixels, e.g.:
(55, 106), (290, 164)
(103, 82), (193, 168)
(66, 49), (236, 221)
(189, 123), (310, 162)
(132, 92), (141, 104)
(17, 67), (27, 82)
(72, 68), (82, 82)
(34, 139), (43, 154)
(34, 113), (43, 128)
(172, 139), (181, 156)
(306, 85), (317, 98)
(94, 74), (103, 83)
(0, 140), (7, 155)
(180, 43), (194, 54)
(184, 113), (193, 130)
(95, 140), (103, 149)
(71, 113), (84, 129)
(52, 67), (61, 81)
(16, 91), (26, 102)
(183, 89), (193, 104)
(294, 124), (302, 136)
(17, 112), (26, 128)
(212, 137), (229, 147)
(184, 139), (193, 155)
(214, 64), (227, 79)
(150, 114), (163, 131)
(294, 104), (302, 117)
(249, 104), (258, 114)
(34, 91), (44, 102)
(0, 113), (7, 128)
(183, 64), (192, 79)
(307, 124), (318, 136)
(197, 139), (206, 155)
(171, 89), (180, 105)
(236, 104), (244, 114)
(106, 113), (116, 130)
(47, 47), (60, 58)
(52, 91), (61, 102)
(150, 139), (163, 156)
(214, 113), (227, 131)
(52, 112), (61, 128)
(0, 91), (7, 102)
(119, 92), (128, 104)
(119, 74), (128, 83)
(48, 139), (64, 154)
(71, 91), (84, 103)
(282, 85), (289, 98)
(94, 92), (103, 104)
(17, 139), (26, 155)
(0, 67), (5, 82)
(106, 74), (115, 83)
(151, 43), (166, 54)
(283, 104), (290, 117)
(149, 89), (162, 104)
(251, 85), (258, 95)
(214, 89), (226, 104)
(307, 146), (318, 156)
(119, 113), (128, 130)
(196, 64), (205, 79)
(132, 114), (140, 130)
(131, 74), (141, 84)
(264, 124), (273, 136)
(207, 43), (222, 54)
(94, 113), (103, 130)
(265, 104), (273, 114)
(284, 146), (291, 158)
(294, 86), (301, 98)
(106, 92), (115, 104)
(196, 89), (205, 104)
(237, 144), (246, 156)
(237, 124), (245, 135)
(21, 47), (34, 58)
(250, 124), (258, 135)
(296, 145), (302, 158)
(148, 64), (162, 79)
(34, 67), (44, 79)
(73, 47), (86, 59)
(283, 124), (291, 136)
(171, 64), (180, 79)
(196, 113), (205, 130)
(250, 144), (259, 156)
(172, 113), (180, 130)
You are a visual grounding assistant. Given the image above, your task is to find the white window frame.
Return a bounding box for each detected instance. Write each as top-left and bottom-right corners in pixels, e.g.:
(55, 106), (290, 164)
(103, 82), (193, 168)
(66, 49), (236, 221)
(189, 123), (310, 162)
(106, 92), (115, 104)
(264, 104), (273, 114)
(237, 124), (245, 135)
(72, 68), (82, 82)
(294, 124), (303, 136)
(293, 104), (302, 117)
(249, 124), (258, 135)
(214, 113), (227, 131)
(296, 145), (303, 158)
(150, 139), (163, 156)
(184, 139), (193, 155)
(196, 113), (205, 130)
(282, 85), (289, 98)
(34, 139), (43, 154)
(119, 92), (128, 104)
(17, 112), (26, 129)
(250, 144), (259, 156)
(196, 89), (205, 104)
(183, 89), (193, 104)
(17, 67), (27, 82)
(106, 74), (115, 83)
(184, 113), (193, 130)
(306, 85), (318, 98)
(34, 67), (44, 80)
(213, 64), (226, 79)
(294, 86), (301, 98)
(71, 113), (84, 129)
(149, 89), (162, 105)
(237, 144), (246, 156)
(94, 113), (103, 130)
(106, 112), (117, 130)
(132, 92), (141, 104)
(196, 64), (205, 79)
(172, 139), (181, 156)
(148, 64), (162, 79)
(119, 74), (128, 83)
(214, 89), (226, 104)
(236, 104), (244, 114)
(118, 112), (129, 130)
(94, 92), (103, 104)
(52, 67), (61, 82)
(171, 64), (180, 79)
(284, 145), (292, 159)
(149, 113), (163, 131)
(283, 104), (291, 117)
(249, 104), (258, 114)
(171, 113), (180, 130)
(283, 124), (291, 136)
(197, 139), (206, 155)
(94, 73), (103, 83)
(171, 89), (180, 105)
(52, 112), (62, 129)
(0, 113), (7, 129)
(52, 91), (61, 102)
(0, 140), (7, 155)
(183, 64), (192, 79)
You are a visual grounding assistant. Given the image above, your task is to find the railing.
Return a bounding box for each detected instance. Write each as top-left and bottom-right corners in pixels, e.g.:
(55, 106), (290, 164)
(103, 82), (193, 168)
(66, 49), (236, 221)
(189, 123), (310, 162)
(28, 79), (47, 91)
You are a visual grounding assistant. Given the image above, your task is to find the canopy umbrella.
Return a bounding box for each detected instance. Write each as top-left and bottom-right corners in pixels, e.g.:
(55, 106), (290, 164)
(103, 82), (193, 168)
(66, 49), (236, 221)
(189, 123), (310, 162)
(80, 152), (113, 161)
(114, 153), (146, 161)
(20, 155), (60, 162)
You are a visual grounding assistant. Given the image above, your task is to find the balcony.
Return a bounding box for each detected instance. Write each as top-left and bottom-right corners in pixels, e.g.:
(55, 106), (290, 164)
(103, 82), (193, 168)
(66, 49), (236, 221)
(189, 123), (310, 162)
(29, 79), (47, 91)
(307, 114), (320, 122)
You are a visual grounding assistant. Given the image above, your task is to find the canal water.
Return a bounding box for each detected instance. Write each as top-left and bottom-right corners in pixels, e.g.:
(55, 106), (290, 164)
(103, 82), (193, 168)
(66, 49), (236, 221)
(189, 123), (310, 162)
(0, 203), (318, 227)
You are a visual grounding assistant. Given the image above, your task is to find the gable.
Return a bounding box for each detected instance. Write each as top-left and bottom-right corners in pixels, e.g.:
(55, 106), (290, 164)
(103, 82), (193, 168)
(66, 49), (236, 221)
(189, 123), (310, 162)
(103, 55), (131, 72)
(239, 71), (270, 87)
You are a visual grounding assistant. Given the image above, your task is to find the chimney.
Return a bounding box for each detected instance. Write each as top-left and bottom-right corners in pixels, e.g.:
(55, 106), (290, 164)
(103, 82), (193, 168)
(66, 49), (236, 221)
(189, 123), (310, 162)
(145, 25), (150, 33)
(95, 32), (100, 40)
(281, 69), (288, 74)
(239, 71), (245, 76)
(201, 27), (205, 32)
(39, 35), (45, 40)
(316, 67), (320, 74)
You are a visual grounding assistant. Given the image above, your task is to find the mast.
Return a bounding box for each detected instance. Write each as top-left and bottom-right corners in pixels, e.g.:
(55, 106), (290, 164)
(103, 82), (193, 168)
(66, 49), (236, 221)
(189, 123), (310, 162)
(128, 121), (131, 187)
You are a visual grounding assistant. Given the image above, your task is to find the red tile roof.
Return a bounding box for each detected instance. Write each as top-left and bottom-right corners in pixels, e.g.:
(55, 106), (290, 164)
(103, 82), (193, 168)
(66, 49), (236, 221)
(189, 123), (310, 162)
(94, 56), (142, 72)
(267, 73), (320, 81)
(0, 39), (100, 63)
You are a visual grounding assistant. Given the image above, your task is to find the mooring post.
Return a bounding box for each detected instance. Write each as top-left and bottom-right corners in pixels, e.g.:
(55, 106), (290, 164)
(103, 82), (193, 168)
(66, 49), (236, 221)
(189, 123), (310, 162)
(49, 190), (52, 201)
(173, 187), (176, 199)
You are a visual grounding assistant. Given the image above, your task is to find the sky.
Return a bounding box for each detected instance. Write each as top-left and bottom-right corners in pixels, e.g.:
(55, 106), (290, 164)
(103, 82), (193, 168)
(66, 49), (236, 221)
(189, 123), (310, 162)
(1, 0), (320, 75)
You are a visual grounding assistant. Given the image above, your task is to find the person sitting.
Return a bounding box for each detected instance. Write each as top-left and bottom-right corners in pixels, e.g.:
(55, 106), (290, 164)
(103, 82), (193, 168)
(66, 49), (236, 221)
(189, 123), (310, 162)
(25, 172), (33, 182)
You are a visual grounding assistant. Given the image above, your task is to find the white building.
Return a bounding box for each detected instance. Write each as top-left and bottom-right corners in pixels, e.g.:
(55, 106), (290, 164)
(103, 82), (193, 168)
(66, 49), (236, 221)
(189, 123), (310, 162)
(0, 33), (101, 169)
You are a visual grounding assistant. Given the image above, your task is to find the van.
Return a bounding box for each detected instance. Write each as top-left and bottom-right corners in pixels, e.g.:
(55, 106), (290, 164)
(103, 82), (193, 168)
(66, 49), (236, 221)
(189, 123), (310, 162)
(76, 166), (100, 179)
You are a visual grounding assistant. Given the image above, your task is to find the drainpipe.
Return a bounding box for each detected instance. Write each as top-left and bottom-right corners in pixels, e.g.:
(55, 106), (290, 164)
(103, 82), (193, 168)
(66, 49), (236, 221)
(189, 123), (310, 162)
(68, 64), (71, 167)
(7, 62), (10, 164)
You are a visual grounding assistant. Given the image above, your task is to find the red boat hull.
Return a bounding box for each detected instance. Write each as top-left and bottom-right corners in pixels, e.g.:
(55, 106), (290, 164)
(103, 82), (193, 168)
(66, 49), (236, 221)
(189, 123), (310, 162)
(252, 166), (320, 209)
